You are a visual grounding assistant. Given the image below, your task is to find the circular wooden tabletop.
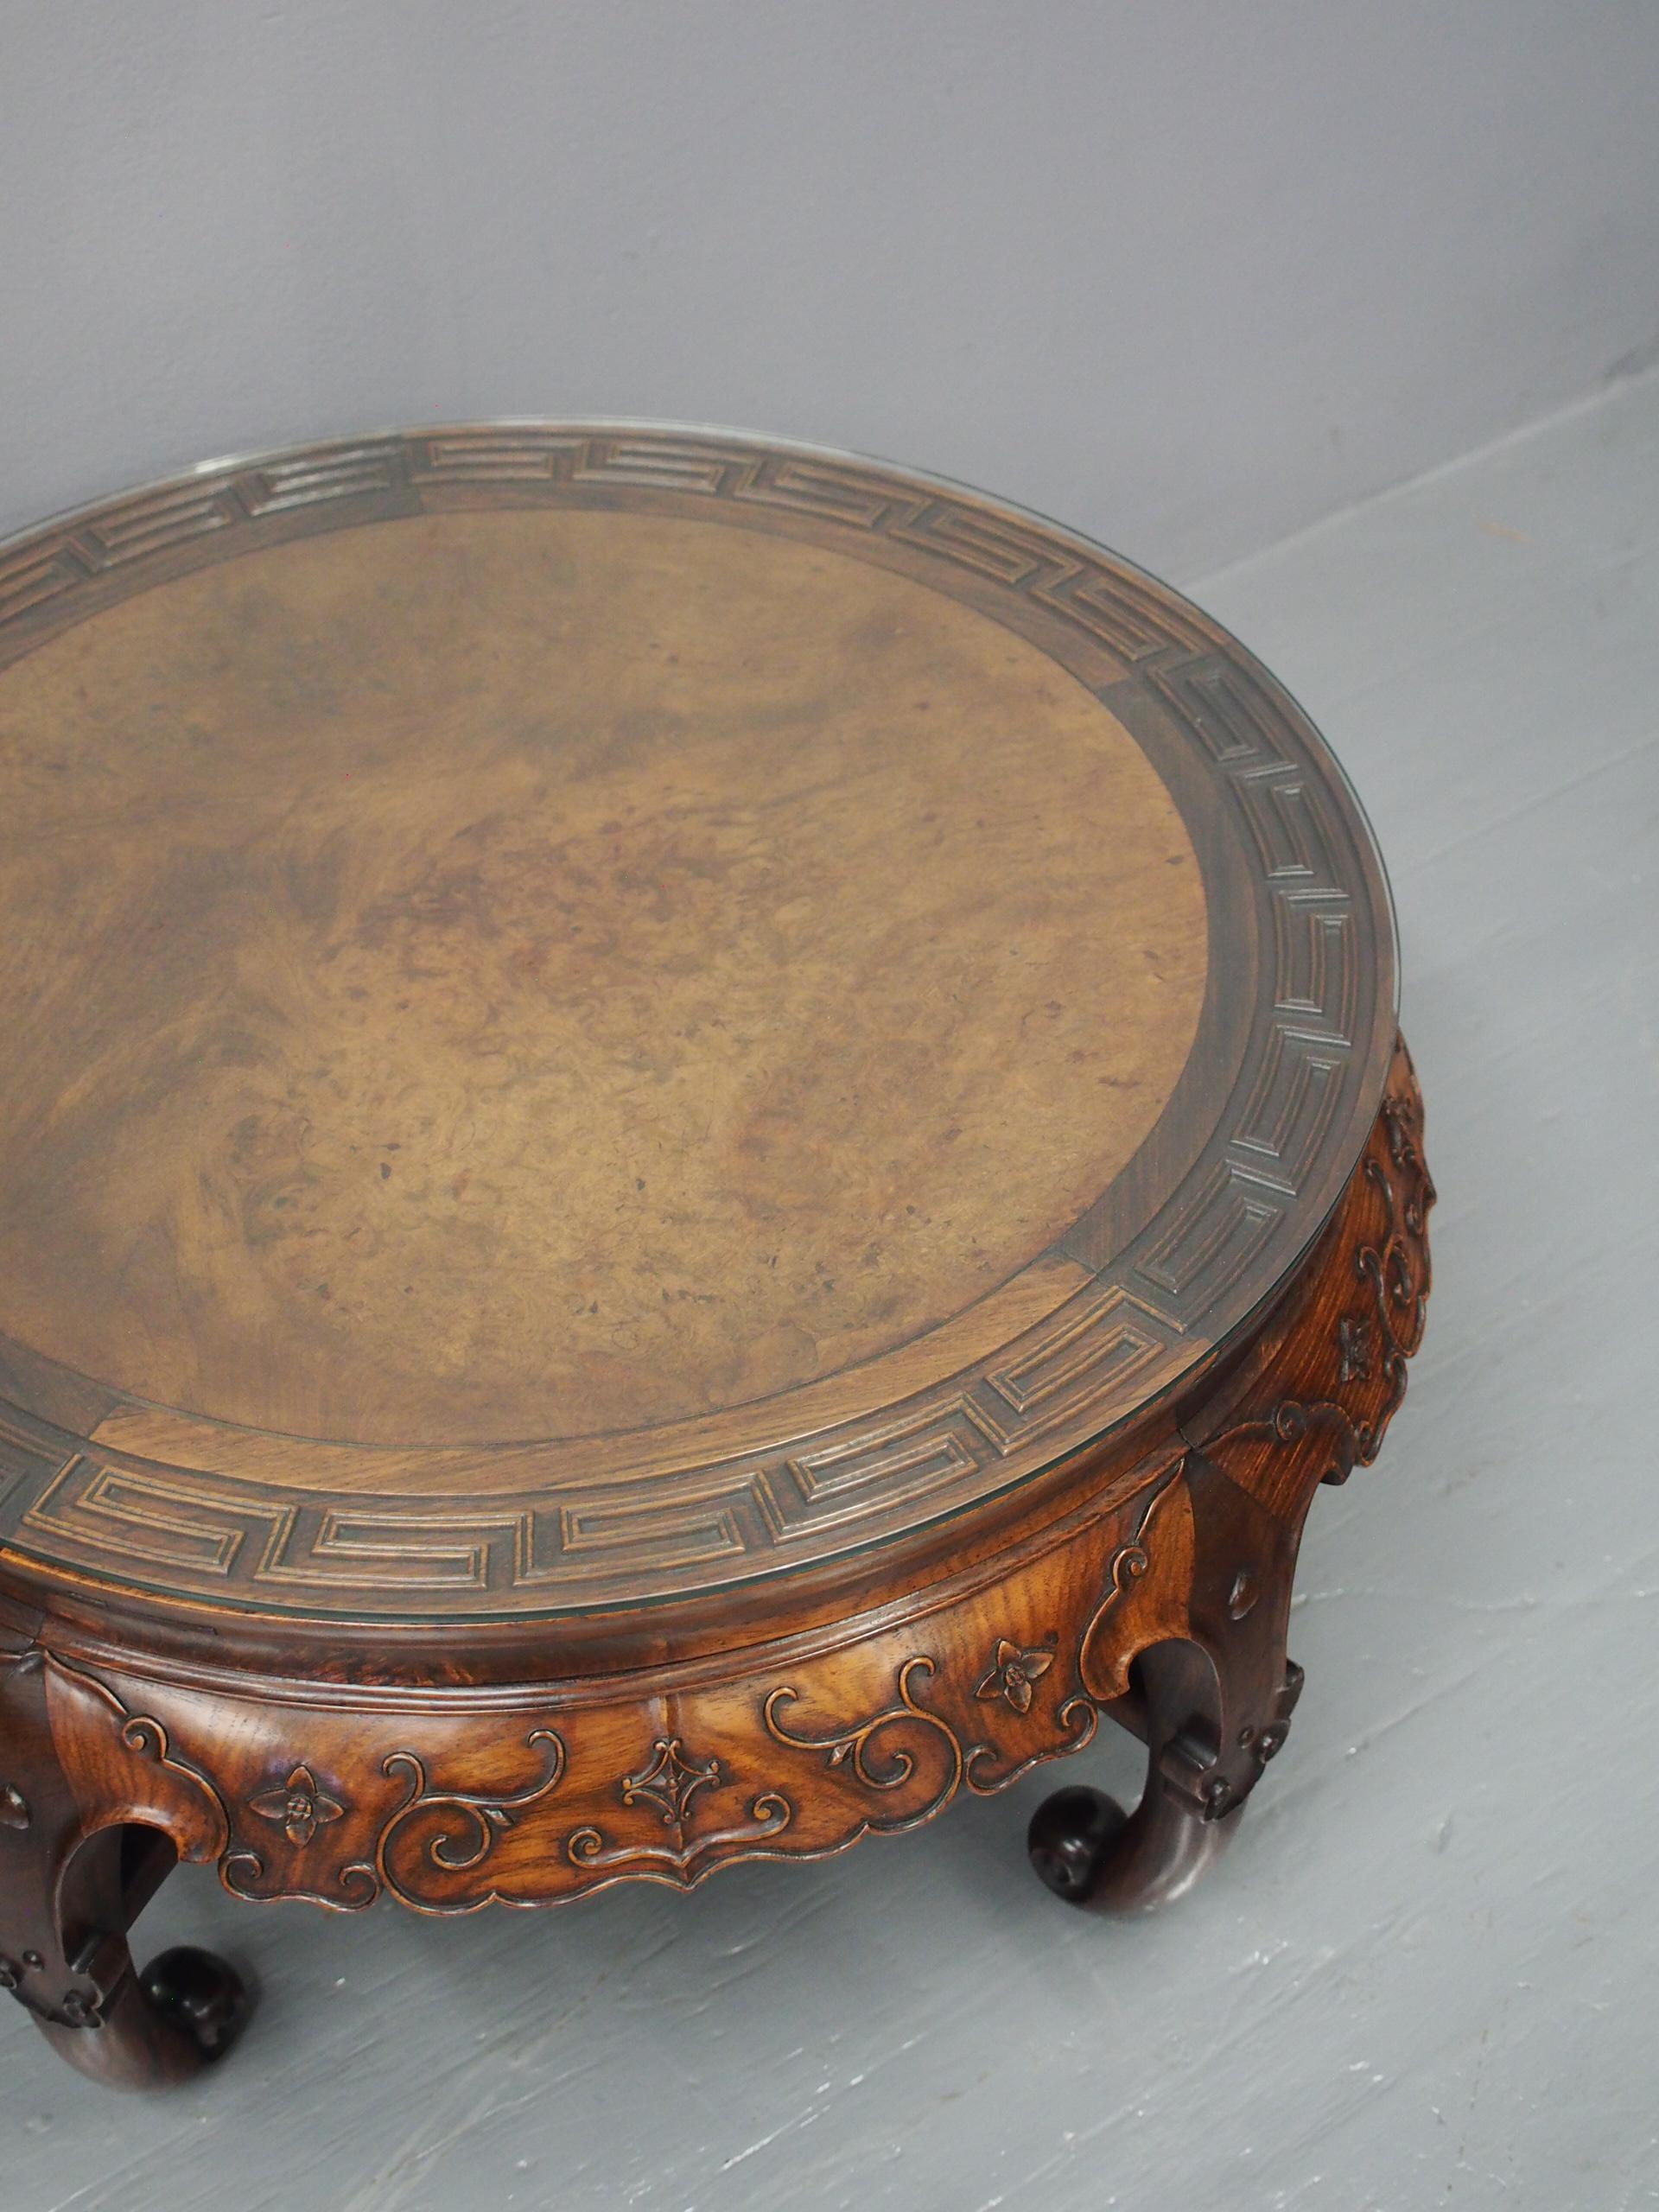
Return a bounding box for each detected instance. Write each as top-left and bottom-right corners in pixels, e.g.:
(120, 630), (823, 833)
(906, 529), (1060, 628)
(0, 427), (1395, 1630)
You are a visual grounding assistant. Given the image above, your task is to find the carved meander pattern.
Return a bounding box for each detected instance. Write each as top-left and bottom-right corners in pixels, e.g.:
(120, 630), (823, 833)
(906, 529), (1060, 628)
(0, 1052), (1430, 1929)
(0, 425), (1396, 1624)
(1183, 1036), (1434, 1516)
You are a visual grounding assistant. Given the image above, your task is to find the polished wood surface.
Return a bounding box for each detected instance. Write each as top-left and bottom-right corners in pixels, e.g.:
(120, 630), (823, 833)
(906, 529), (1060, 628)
(0, 1043), (1433, 2087)
(0, 426), (1398, 1633)
(0, 506), (1205, 1445)
(0, 426), (1425, 2092)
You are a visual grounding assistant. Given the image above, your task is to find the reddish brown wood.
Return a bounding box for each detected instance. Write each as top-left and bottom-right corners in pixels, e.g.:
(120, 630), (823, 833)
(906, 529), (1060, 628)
(0, 424), (1399, 1661)
(0, 426), (1430, 2086)
(0, 1637), (247, 2088)
(0, 1048), (1431, 2088)
(1031, 1038), (1434, 1910)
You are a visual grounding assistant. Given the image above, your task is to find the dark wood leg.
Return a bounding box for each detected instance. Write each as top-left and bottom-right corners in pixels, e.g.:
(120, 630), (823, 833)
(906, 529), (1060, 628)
(0, 1649), (249, 2091)
(1027, 1038), (1433, 1915)
(1027, 1450), (1306, 1912)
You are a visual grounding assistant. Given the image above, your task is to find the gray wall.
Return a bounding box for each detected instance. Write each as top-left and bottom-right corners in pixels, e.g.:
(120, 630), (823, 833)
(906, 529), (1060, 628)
(2, 0), (1656, 580)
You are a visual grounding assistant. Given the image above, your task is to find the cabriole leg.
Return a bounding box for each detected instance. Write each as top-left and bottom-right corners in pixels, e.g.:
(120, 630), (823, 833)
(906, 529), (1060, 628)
(1027, 1451), (1305, 1912)
(0, 1648), (248, 2091)
(1027, 1038), (1433, 1916)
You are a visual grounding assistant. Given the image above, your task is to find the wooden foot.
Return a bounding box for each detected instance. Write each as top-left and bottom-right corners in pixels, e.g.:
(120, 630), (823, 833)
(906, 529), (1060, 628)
(1027, 1643), (1304, 1911)
(28, 1926), (250, 2093)
(1027, 1447), (1306, 1913)
(0, 1649), (250, 2091)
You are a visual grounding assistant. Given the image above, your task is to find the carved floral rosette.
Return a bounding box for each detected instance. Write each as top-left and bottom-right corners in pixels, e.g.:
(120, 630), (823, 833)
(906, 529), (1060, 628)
(0, 1046), (1431, 1916)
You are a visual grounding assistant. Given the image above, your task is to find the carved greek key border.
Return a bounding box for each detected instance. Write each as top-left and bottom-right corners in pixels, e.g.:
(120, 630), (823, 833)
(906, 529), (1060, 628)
(0, 429), (1394, 1617)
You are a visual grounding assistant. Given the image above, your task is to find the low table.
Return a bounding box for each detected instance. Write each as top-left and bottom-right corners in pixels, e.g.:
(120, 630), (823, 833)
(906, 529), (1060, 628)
(0, 425), (1432, 2089)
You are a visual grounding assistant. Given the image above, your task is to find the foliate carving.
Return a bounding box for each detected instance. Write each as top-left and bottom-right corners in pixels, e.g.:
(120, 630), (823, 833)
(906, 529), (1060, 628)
(759, 1640), (1107, 1827)
(37, 1653), (231, 1866)
(567, 1727), (789, 1883)
(1345, 1048), (1433, 1399)
(226, 1731), (569, 1910)
(620, 1738), (721, 1827)
(975, 1640), (1056, 1714)
(0, 1055), (1432, 1910)
(248, 1765), (345, 1848)
(1076, 1513), (1166, 1707)
(1094, 1537), (1151, 1616)
(565, 1796), (793, 1886)
(371, 1733), (568, 1908)
(1185, 1040), (1433, 1512)
(221, 1842), (378, 1911)
(563, 1734), (783, 1887)
(765, 1657), (965, 1828)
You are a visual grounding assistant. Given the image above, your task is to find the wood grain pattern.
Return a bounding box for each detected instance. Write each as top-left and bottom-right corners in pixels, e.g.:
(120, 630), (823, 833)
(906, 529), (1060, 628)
(8, 368), (1646, 2198)
(0, 423), (1423, 2092)
(0, 510), (1205, 1445)
(0, 1052), (1430, 1961)
(0, 425), (1398, 1630)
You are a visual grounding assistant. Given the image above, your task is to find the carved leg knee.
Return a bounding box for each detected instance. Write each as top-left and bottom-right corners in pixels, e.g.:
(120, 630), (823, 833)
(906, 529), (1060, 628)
(1028, 1451), (1306, 1914)
(1, 1649), (249, 2091)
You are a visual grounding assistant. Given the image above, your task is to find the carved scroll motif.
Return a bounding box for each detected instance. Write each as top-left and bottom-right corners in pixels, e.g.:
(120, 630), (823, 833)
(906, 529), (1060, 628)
(0, 1046), (1433, 1911)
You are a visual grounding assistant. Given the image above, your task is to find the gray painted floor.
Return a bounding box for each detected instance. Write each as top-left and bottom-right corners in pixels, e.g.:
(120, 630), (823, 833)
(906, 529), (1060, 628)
(3, 371), (1657, 2210)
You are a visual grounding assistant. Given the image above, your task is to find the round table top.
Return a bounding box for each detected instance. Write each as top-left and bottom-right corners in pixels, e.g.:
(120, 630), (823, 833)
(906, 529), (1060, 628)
(0, 425), (1395, 1633)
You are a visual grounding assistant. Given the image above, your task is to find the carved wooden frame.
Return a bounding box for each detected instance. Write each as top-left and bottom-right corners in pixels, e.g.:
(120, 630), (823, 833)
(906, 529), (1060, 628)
(0, 422), (1397, 1628)
(0, 1041), (1432, 2084)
